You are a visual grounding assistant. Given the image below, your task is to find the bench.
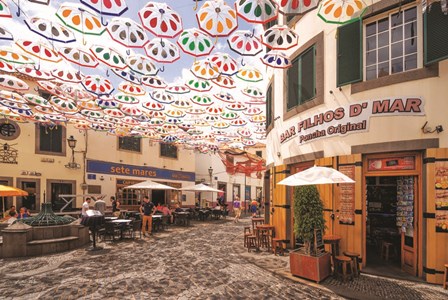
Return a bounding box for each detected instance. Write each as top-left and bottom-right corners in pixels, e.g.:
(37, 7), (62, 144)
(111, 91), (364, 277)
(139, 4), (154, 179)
(27, 236), (79, 245)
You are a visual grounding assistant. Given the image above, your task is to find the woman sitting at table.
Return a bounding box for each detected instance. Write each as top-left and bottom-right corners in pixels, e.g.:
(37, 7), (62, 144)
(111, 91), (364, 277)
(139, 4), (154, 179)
(17, 207), (30, 219)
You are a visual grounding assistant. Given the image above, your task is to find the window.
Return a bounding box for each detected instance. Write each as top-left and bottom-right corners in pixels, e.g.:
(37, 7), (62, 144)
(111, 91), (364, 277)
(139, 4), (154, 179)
(36, 124), (65, 155)
(266, 83), (273, 128)
(118, 136), (141, 152)
(365, 7), (418, 80)
(256, 151), (263, 158)
(287, 46), (315, 110)
(160, 143), (177, 159)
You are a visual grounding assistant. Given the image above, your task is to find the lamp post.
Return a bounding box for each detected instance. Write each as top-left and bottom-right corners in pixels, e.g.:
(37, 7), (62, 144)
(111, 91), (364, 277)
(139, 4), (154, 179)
(208, 166), (213, 207)
(65, 135), (80, 169)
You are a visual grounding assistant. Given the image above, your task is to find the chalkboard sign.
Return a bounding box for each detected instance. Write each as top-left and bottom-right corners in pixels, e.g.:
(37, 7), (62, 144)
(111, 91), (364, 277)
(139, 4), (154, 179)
(314, 229), (325, 254)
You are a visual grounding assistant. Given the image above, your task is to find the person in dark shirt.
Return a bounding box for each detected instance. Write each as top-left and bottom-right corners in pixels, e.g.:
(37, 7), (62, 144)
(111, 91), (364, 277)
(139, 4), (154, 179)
(139, 196), (155, 237)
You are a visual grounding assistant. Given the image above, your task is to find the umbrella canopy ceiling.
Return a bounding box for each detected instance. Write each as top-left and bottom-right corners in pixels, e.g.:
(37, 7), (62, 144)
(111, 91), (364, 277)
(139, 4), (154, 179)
(0, 185), (28, 196)
(123, 180), (177, 190)
(277, 166), (355, 186)
(179, 183), (222, 193)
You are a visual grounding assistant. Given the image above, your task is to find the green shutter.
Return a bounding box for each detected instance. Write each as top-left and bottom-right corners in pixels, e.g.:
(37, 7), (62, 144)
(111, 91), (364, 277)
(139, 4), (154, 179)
(424, 2), (448, 65)
(266, 84), (273, 126)
(337, 20), (362, 87)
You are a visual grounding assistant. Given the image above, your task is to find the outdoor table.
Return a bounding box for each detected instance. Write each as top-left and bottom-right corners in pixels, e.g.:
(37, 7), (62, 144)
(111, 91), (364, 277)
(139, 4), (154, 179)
(211, 209), (222, 220)
(81, 215), (105, 251)
(152, 214), (163, 231)
(256, 224), (275, 251)
(111, 219), (132, 239)
(104, 216), (118, 221)
(252, 217), (264, 231)
(174, 212), (190, 226)
(324, 234), (342, 265)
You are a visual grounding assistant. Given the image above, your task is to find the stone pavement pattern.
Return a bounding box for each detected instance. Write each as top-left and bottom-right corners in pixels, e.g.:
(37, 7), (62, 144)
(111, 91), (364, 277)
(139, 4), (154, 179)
(0, 218), (446, 300)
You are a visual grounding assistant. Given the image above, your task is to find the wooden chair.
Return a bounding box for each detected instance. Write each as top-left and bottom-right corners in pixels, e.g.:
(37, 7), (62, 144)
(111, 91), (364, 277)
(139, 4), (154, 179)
(244, 227), (252, 248)
(246, 235), (258, 252)
(334, 256), (354, 282)
(343, 251), (361, 277)
(99, 222), (120, 241)
(443, 263), (448, 289)
(272, 238), (284, 256)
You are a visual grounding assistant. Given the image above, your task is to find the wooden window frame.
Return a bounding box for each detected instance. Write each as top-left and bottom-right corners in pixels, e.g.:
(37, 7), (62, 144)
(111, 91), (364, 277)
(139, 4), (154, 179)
(35, 124), (66, 156)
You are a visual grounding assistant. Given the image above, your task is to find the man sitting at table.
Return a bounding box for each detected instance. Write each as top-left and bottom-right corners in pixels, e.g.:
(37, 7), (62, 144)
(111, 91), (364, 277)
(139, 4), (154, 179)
(139, 196), (155, 238)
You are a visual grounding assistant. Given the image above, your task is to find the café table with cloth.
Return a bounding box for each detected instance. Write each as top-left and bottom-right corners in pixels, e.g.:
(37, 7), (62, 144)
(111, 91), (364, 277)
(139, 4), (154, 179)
(111, 219), (132, 239)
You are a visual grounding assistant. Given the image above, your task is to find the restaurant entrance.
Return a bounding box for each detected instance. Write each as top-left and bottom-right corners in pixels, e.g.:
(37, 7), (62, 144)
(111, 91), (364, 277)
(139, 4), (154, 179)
(363, 153), (421, 277)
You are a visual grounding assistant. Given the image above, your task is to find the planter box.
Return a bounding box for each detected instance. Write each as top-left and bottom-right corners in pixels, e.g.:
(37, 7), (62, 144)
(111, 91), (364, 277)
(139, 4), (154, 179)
(290, 250), (331, 283)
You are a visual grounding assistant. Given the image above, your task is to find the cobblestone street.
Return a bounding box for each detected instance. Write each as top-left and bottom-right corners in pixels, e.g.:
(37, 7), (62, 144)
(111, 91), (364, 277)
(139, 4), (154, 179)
(0, 218), (447, 300)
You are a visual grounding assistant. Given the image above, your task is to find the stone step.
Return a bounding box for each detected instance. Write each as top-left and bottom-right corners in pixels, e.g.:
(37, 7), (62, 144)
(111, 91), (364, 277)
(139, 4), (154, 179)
(27, 236), (79, 245)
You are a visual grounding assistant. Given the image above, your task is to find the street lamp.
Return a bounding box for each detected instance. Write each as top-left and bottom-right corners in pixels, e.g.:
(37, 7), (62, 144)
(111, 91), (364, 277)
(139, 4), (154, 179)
(208, 166), (213, 185)
(65, 135), (80, 169)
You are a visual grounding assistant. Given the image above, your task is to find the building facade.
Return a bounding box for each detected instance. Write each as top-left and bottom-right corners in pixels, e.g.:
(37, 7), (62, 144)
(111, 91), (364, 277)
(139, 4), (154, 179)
(266, 0), (448, 284)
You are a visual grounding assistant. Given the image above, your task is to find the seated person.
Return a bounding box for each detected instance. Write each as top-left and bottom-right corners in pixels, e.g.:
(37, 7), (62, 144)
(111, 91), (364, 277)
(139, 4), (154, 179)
(174, 204), (183, 212)
(155, 203), (163, 212)
(6, 210), (18, 224)
(17, 207), (30, 219)
(3, 205), (16, 218)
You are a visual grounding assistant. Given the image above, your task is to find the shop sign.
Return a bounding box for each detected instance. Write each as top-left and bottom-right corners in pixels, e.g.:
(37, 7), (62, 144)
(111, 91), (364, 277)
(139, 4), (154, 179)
(339, 165), (355, 225)
(367, 156), (416, 171)
(87, 160), (195, 182)
(280, 97), (424, 145)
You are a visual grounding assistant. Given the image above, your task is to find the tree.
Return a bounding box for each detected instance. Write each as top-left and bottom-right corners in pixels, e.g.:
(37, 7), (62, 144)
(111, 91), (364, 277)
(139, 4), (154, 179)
(293, 185), (325, 255)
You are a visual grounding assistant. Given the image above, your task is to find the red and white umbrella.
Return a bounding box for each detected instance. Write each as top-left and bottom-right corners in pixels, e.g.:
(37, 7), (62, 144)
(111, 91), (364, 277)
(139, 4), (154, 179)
(107, 17), (148, 49)
(15, 40), (61, 63)
(212, 75), (236, 89)
(118, 81), (145, 96)
(139, 2), (183, 38)
(144, 38), (180, 63)
(51, 68), (84, 83)
(166, 84), (190, 94)
(209, 52), (238, 76)
(16, 66), (54, 81)
(227, 30), (263, 56)
(274, 0), (320, 15)
(0, 60), (15, 73)
(81, 75), (114, 96)
(261, 25), (299, 50)
(196, 0), (238, 37)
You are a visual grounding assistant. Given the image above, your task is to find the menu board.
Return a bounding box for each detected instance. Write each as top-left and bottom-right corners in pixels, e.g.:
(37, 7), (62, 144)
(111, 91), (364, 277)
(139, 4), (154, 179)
(396, 176), (414, 232)
(339, 165), (355, 225)
(435, 162), (448, 232)
(314, 229), (325, 254)
(368, 156), (415, 171)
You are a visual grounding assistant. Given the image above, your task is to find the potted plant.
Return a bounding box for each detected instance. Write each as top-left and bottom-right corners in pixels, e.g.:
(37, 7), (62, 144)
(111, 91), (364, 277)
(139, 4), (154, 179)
(289, 185), (331, 282)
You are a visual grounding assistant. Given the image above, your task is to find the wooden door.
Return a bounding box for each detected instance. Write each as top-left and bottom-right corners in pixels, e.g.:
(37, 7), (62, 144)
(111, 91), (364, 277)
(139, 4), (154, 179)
(271, 165), (291, 246)
(401, 176), (418, 275)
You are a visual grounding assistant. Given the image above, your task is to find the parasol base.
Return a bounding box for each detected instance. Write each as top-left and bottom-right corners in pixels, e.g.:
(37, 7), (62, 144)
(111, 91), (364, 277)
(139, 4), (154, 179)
(85, 245), (103, 251)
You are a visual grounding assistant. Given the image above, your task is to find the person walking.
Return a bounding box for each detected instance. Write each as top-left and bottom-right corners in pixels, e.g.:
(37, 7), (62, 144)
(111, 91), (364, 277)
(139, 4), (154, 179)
(139, 196), (155, 237)
(233, 196), (241, 223)
(81, 197), (91, 217)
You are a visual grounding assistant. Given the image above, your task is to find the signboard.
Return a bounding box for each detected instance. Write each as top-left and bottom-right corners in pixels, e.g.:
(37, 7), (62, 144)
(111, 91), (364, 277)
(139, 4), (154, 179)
(367, 156), (415, 171)
(279, 97), (424, 145)
(435, 162), (448, 232)
(339, 165), (355, 225)
(314, 229), (325, 254)
(87, 160), (195, 182)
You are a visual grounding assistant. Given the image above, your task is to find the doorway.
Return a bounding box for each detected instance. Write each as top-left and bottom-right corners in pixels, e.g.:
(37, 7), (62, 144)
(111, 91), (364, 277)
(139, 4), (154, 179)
(17, 178), (40, 211)
(49, 181), (75, 211)
(365, 175), (417, 278)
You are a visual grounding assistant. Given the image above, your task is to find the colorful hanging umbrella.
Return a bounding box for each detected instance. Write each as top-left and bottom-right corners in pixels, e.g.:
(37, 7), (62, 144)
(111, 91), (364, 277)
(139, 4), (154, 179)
(120, 104), (143, 117)
(165, 84), (190, 94)
(0, 60), (15, 73)
(209, 52), (238, 76)
(243, 107), (262, 115)
(0, 91), (25, 103)
(236, 67), (263, 82)
(261, 25), (299, 50)
(36, 80), (66, 98)
(56, 3), (105, 38)
(227, 30), (263, 56)
(142, 100), (165, 111)
(15, 40), (61, 63)
(126, 55), (158, 76)
(80, 0), (128, 25)
(24, 17), (76, 44)
(235, 0), (279, 24)
(242, 86), (264, 98)
(165, 109), (186, 118)
(16, 66), (54, 81)
(150, 90), (174, 104)
(226, 102), (247, 111)
(191, 95), (213, 106)
(212, 75), (236, 89)
(24, 93), (50, 107)
(144, 38), (180, 63)
(231, 119), (248, 126)
(113, 93), (139, 104)
(206, 106), (223, 115)
(81, 75), (114, 96)
(107, 17), (148, 49)
(185, 78), (212, 92)
(96, 97), (119, 109)
(0, 26), (13, 41)
(59, 47), (99, 68)
(214, 91), (235, 103)
(0, 0), (12, 18)
(60, 83), (95, 101)
(261, 51), (292, 68)
(111, 68), (140, 84)
(196, 0), (238, 37)
(177, 28), (214, 57)
(190, 59), (220, 80)
(50, 96), (79, 114)
(172, 99), (193, 110)
(141, 75), (167, 89)
(0, 75), (29, 91)
(51, 68), (84, 83)
(139, 2), (183, 38)
(90, 45), (127, 69)
(318, 0), (367, 25)
(0, 47), (35, 65)
(275, 0), (320, 15)
(118, 81), (145, 96)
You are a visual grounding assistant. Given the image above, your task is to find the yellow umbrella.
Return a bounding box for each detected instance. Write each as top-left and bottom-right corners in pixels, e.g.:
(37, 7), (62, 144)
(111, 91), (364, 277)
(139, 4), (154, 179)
(0, 185), (28, 197)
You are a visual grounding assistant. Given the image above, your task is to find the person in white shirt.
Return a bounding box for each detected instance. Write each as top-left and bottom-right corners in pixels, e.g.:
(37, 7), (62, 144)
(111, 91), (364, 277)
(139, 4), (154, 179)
(81, 197), (92, 217)
(7, 210), (18, 225)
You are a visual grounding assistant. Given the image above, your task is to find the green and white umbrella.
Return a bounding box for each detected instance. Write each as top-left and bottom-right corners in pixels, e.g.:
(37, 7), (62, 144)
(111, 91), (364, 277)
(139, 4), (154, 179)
(235, 0), (279, 24)
(177, 28), (214, 57)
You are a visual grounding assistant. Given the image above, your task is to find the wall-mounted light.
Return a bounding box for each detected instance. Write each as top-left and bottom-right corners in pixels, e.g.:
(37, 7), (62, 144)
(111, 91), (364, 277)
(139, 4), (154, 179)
(99, 176), (104, 181)
(277, 152), (281, 158)
(65, 135), (80, 169)
(422, 121), (444, 134)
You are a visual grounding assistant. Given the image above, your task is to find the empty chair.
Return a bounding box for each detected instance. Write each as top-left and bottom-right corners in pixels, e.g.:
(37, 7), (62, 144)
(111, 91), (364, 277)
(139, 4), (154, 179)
(99, 222), (120, 241)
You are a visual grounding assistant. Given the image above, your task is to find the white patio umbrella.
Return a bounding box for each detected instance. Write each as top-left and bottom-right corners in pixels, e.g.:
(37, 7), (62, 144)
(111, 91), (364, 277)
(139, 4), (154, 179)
(123, 180), (177, 190)
(277, 166), (355, 186)
(179, 183), (222, 208)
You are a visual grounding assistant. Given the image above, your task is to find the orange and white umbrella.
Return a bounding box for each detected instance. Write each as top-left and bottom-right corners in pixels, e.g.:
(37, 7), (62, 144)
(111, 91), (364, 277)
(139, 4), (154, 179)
(0, 47), (34, 65)
(318, 0), (368, 25)
(236, 67), (263, 82)
(190, 59), (220, 80)
(56, 3), (105, 36)
(196, 0), (238, 37)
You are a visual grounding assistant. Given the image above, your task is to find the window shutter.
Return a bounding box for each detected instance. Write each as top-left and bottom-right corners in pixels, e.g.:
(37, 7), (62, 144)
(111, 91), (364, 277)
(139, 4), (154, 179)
(424, 2), (448, 65)
(337, 20), (362, 87)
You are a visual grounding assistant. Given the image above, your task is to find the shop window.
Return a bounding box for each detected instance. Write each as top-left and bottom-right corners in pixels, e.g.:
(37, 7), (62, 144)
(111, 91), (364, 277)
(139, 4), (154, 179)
(118, 136), (141, 153)
(35, 124), (65, 156)
(160, 143), (178, 159)
(287, 46), (315, 110)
